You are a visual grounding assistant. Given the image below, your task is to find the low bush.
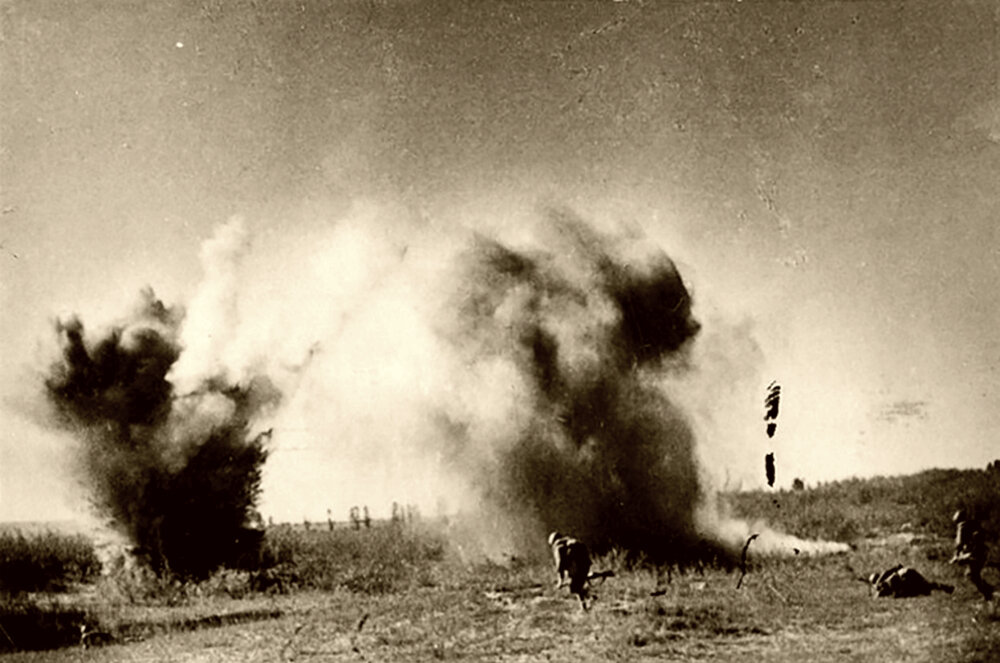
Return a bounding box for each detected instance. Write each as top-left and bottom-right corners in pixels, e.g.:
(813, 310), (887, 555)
(0, 530), (101, 594)
(97, 561), (190, 606)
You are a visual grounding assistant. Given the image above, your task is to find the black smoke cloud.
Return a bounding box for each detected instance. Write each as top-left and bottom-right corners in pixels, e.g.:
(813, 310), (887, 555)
(438, 210), (732, 565)
(44, 288), (277, 579)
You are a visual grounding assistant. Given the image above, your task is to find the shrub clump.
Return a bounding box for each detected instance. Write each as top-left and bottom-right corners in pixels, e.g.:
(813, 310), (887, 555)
(0, 530), (101, 594)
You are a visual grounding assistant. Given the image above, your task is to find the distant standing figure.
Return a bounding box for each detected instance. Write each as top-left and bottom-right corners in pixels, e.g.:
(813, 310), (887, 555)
(950, 510), (994, 601)
(869, 564), (953, 598)
(953, 510), (972, 557)
(547, 531), (591, 609)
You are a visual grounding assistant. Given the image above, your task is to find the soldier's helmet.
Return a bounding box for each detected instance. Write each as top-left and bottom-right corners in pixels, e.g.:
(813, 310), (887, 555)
(547, 531), (562, 547)
(953, 509), (966, 523)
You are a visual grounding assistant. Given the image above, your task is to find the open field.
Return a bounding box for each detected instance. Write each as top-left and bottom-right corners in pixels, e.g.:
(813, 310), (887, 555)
(3, 468), (999, 661)
(3, 536), (998, 662)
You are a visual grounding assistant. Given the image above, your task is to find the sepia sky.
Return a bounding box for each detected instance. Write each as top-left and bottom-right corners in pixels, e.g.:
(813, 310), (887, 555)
(1, 1), (998, 522)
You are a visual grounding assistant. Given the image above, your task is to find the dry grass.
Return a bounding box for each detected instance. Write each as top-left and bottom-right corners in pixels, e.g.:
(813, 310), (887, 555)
(3, 527), (998, 662)
(3, 467), (1000, 660)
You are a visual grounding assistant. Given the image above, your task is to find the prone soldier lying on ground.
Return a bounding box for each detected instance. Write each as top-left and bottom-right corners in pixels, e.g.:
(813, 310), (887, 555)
(868, 564), (953, 598)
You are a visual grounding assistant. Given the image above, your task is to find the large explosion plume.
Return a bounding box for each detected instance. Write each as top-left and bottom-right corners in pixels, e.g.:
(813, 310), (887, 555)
(435, 209), (730, 564)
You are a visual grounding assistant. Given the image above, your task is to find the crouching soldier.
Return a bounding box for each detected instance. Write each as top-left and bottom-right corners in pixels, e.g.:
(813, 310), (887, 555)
(548, 531), (591, 609)
(950, 509), (994, 601)
(869, 564), (953, 598)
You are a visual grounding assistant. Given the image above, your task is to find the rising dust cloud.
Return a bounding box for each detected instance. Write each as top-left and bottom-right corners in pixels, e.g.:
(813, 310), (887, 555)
(41, 202), (845, 570)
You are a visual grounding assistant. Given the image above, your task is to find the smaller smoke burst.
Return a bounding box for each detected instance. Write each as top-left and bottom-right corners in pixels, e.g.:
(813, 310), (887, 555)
(43, 289), (277, 579)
